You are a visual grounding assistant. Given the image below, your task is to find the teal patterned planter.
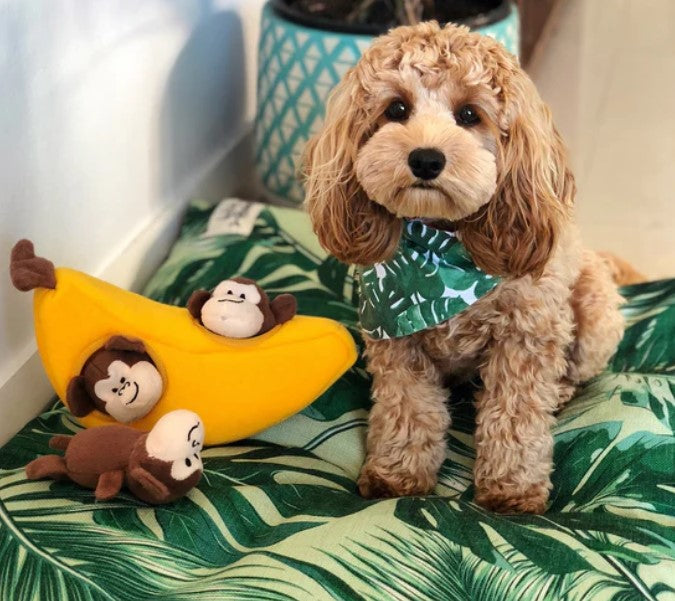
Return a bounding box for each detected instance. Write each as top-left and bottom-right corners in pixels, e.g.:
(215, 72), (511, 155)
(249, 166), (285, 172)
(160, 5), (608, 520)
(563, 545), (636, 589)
(255, 2), (520, 204)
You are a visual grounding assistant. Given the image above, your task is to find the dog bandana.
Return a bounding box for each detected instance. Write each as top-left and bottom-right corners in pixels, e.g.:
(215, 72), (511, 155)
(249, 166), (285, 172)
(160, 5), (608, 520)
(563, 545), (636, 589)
(358, 220), (501, 339)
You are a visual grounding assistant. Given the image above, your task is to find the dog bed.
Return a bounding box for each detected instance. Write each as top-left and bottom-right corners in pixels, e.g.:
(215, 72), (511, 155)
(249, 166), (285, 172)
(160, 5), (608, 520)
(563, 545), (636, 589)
(1, 200), (673, 601)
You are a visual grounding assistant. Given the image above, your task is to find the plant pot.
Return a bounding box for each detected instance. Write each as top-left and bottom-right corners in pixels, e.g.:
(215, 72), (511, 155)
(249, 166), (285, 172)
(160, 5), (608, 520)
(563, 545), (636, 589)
(255, 1), (519, 204)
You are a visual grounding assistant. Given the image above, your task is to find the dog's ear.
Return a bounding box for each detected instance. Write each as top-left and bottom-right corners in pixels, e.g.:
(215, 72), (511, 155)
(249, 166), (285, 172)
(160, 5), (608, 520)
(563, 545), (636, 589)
(459, 71), (575, 278)
(302, 71), (401, 266)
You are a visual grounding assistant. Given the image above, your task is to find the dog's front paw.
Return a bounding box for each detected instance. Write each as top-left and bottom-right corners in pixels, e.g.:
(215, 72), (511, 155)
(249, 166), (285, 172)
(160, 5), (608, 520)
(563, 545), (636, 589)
(475, 482), (549, 514)
(358, 464), (436, 499)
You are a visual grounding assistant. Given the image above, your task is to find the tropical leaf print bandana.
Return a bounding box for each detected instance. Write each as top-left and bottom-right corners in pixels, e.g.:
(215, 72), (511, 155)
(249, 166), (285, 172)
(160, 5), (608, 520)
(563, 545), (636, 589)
(358, 220), (501, 339)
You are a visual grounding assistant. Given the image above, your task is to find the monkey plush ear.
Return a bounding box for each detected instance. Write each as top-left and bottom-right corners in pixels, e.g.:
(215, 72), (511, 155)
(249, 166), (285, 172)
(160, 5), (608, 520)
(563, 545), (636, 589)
(66, 376), (95, 417)
(271, 294), (297, 325)
(104, 335), (146, 354)
(129, 466), (170, 503)
(187, 290), (212, 322)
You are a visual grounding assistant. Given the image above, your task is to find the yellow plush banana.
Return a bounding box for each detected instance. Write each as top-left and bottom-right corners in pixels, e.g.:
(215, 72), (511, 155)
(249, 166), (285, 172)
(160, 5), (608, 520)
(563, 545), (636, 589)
(10, 240), (357, 445)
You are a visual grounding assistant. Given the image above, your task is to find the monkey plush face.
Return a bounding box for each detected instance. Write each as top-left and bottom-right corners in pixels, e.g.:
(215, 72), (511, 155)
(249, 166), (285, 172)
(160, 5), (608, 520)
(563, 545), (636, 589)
(92, 358), (163, 423)
(201, 280), (266, 338)
(126, 410), (205, 503)
(188, 277), (297, 339)
(144, 409), (205, 482)
(67, 336), (163, 423)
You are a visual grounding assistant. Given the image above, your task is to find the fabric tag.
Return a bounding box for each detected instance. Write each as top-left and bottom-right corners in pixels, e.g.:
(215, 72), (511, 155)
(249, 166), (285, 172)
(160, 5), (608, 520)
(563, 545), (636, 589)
(202, 198), (265, 238)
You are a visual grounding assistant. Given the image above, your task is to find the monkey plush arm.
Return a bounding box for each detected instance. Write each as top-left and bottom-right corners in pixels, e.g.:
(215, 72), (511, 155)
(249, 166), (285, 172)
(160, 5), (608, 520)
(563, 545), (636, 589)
(104, 335), (146, 354)
(271, 294), (297, 325)
(95, 470), (125, 501)
(66, 376), (96, 417)
(187, 290), (212, 322)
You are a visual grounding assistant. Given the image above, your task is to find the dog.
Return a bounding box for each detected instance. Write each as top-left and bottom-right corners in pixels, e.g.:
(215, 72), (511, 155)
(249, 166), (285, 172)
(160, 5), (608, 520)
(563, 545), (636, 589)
(303, 22), (628, 514)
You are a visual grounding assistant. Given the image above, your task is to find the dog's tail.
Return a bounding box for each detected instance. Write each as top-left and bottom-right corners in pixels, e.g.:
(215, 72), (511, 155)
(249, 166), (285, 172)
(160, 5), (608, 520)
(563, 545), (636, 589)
(597, 251), (647, 286)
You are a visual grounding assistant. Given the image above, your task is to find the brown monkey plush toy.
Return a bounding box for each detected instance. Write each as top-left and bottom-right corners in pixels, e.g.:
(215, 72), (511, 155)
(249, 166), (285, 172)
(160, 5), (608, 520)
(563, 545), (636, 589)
(187, 277), (297, 339)
(25, 410), (204, 504)
(67, 335), (163, 423)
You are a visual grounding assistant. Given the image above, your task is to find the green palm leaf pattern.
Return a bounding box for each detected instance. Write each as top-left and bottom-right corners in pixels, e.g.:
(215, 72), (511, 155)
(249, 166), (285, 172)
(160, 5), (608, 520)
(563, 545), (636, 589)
(358, 220), (500, 339)
(611, 279), (675, 375)
(1, 200), (673, 600)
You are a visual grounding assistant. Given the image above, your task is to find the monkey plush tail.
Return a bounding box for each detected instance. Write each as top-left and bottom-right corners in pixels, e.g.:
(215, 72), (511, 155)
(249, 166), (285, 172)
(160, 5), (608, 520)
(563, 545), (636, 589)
(49, 435), (73, 451)
(9, 239), (57, 291)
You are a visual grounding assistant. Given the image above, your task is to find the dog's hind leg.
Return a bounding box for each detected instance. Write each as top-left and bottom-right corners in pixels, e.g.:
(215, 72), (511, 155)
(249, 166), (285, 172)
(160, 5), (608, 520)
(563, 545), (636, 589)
(358, 334), (449, 498)
(563, 250), (625, 405)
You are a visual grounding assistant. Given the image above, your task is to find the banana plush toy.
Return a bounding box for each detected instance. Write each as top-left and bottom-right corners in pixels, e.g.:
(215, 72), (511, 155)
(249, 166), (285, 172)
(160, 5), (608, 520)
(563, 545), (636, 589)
(10, 240), (357, 445)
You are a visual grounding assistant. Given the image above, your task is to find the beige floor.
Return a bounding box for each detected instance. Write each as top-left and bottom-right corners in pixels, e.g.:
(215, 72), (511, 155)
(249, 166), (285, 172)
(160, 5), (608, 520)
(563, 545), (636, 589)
(530, 0), (675, 279)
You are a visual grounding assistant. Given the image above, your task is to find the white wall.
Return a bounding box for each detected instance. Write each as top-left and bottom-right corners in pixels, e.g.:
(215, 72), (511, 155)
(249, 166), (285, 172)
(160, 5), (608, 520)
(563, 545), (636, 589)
(530, 0), (675, 279)
(0, 0), (265, 444)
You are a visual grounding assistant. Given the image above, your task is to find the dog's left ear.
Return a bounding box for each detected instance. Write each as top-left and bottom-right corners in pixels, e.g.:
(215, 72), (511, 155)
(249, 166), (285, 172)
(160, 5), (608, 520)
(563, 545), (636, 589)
(459, 71), (575, 278)
(302, 70), (402, 266)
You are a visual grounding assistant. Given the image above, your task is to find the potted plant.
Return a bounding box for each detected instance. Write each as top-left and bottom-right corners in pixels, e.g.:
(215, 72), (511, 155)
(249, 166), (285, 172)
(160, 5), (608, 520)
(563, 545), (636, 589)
(255, 0), (519, 204)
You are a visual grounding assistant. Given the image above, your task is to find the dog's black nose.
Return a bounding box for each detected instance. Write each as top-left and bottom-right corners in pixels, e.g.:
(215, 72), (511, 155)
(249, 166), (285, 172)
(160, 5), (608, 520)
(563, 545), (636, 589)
(408, 148), (446, 180)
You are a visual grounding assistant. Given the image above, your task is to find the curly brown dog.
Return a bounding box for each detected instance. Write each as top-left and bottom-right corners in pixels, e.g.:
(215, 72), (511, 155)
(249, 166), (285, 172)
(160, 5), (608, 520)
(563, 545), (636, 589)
(303, 22), (630, 513)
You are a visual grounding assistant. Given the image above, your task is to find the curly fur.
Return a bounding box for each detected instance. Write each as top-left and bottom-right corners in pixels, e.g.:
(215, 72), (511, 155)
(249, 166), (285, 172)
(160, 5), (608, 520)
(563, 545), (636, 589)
(304, 22), (627, 513)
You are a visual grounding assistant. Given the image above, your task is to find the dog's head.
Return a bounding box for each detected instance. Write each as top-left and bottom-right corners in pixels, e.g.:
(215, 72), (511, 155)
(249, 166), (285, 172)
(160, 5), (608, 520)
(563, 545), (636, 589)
(303, 22), (575, 277)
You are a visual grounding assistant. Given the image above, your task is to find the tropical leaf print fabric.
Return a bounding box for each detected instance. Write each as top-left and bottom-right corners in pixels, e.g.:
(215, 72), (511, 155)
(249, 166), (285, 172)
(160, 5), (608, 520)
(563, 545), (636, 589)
(358, 220), (501, 339)
(1, 199), (673, 601)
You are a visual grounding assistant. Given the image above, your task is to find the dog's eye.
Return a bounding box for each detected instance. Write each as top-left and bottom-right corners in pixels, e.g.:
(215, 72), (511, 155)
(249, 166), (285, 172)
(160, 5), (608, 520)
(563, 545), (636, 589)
(456, 105), (480, 127)
(384, 100), (410, 122)
(239, 293), (246, 299)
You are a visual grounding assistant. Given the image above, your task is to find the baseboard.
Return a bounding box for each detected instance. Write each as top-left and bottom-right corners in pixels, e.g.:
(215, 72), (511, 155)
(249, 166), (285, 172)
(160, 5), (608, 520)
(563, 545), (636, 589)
(0, 126), (254, 447)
